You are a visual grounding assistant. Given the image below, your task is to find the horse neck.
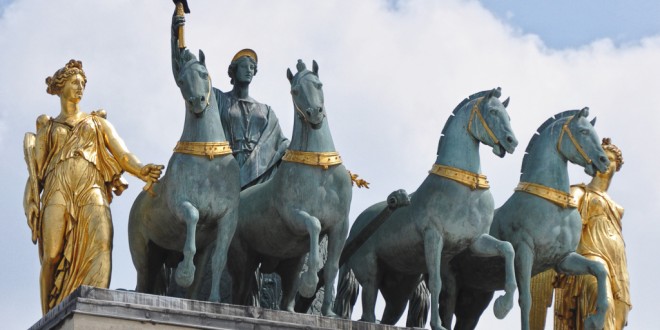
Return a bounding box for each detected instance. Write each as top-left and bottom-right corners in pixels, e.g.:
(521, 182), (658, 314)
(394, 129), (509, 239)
(520, 127), (570, 192)
(179, 93), (227, 142)
(435, 104), (481, 173)
(288, 111), (336, 152)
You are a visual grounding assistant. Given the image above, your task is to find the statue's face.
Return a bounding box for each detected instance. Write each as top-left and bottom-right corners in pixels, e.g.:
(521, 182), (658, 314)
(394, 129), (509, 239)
(234, 58), (255, 84)
(61, 73), (85, 103)
(598, 150), (618, 179)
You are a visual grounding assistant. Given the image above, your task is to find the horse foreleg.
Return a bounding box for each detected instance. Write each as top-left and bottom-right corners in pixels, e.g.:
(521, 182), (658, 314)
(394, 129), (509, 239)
(286, 208), (321, 298)
(209, 206), (238, 302)
(469, 233), (517, 319)
(172, 201), (199, 288)
(425, 229), (447, 330)
(278, 257), (305, 312)
(515, 243), (534, 330)
(557, 252), (609, 330)
(321, 220), (349, 316)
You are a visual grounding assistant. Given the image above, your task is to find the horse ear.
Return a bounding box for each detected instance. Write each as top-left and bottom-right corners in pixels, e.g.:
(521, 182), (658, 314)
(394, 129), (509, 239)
(312, 60), (319, 75)
(590, 117), (597, 126)
(579, 106), (590, 118)
(287, 68), (294, 83)
(199, 49), (206, 66)
(493, 87), (502, 98)
(502, 97), (510, 108)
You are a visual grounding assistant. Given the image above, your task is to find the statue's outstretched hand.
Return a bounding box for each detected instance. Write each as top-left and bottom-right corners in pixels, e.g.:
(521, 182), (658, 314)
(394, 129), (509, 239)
(140, 164), (164, 196)
(140, 164), (164, 182)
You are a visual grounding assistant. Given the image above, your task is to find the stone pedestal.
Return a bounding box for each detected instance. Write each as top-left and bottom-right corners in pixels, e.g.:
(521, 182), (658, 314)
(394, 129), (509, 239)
(30, 286), (417, 330)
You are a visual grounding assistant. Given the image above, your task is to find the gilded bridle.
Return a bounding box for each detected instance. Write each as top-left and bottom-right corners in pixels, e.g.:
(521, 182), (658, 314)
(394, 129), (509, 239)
(467, 98), (500, 145)
(557, 115), (593, 165)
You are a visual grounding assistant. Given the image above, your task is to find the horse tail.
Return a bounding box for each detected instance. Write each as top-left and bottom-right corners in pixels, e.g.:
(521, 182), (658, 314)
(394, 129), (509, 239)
(407, 277), (430, 328)
(333, 266), (360, 319)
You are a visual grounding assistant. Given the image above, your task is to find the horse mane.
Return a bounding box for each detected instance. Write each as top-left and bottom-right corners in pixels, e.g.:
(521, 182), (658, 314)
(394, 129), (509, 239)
(439, 90), (491, 147)
(520, 110), (580, 178)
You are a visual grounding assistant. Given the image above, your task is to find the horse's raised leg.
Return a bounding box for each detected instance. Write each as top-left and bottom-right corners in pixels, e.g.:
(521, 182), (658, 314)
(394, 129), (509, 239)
(172, 201), (199, 288)
(284, 208), (322, 298)
(469, 233), (517, 318)
(425, 228), (447, 330)
(515, 243), (534, 330)
(321, 219), (349, 316)
(556, 252), (608, 330)
(209, 206), (238, 302)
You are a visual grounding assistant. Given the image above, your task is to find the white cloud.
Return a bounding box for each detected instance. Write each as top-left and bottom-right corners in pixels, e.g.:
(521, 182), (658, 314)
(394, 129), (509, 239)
(1, 0), (658, 329)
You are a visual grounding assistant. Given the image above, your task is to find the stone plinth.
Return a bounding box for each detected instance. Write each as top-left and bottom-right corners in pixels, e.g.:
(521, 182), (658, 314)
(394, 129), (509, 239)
(30, 286), (418, 330)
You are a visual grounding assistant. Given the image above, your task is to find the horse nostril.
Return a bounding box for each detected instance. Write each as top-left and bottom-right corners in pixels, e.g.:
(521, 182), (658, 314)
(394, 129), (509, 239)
(506, 136), (514, 144)
(599, 156), (608, 164)
(306, 110), (312, 117)
(319, 107), (323, 113)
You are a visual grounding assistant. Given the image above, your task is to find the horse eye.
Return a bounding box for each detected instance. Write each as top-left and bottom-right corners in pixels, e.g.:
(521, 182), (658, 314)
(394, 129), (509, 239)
(291, 89), (299, 96)
(580, 129), (589, 135)
(316, 83), (323, 89)
(199, 72), (208, 79)
(176, 80), (183, 86)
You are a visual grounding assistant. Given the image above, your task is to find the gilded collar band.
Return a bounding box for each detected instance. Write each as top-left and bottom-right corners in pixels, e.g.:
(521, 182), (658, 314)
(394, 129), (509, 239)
(515, 181), (577, 208)
(174, 141), (232, 160)
(282, 150), (342, 170)
(429, 164), (489, 190)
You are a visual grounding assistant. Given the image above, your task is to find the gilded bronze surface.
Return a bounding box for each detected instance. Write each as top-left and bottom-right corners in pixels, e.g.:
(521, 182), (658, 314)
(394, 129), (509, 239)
(516, 181), (578, 208)
(173, 141), (232, 160)
(23, 60), (163, 314)
(429, 163), (490, 190)
(282, 149), (342, 169)
(554, 138), (631, 330)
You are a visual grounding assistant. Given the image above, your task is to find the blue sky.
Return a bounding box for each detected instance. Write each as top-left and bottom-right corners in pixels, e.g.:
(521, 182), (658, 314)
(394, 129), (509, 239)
(480, 0), (660, 48)
(1, 1), (659, 329)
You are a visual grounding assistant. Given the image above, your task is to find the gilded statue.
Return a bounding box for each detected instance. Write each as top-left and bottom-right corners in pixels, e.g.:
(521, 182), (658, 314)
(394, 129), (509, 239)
(23, 60), (163, 314)
(554, 138), (631, 329)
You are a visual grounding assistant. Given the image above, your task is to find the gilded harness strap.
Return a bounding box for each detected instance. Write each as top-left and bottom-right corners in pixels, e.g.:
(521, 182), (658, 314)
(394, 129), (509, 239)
(467, 98), (500, 145)
(557, 115), (593, 165)
(429, 164), (490, 190)
(282, 149), (342, 170)
(173, 141), (232, 160)
(515, 181), (577, 208)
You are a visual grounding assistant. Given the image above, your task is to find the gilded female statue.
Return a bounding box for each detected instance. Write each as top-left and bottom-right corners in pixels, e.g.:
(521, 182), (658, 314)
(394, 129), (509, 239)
(555, 137), (631, 329)
(23, 60), (163, 314)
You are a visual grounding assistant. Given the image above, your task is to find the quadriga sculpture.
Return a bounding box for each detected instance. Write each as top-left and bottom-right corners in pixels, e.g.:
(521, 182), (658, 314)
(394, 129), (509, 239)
(338, 89), (518, 330)
(128, 46), (240, 301)
(228, 60), (352, 316)
(446, 108), (610, 330)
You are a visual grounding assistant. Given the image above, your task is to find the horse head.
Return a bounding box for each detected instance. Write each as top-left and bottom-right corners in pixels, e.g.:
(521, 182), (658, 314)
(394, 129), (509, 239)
(468, 87), (518, 158)
(556, 107), (609, 176)
(287, 60), (325, 129)
(174, 49), (212, 117)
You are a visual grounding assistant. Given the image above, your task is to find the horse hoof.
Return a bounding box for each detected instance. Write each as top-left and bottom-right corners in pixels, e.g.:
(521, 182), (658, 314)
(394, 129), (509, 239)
(322, 310), (338, 318)
(299, 273), (319, 298)
(493, 295), (513, 319)
(175, 264), (196, 288)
